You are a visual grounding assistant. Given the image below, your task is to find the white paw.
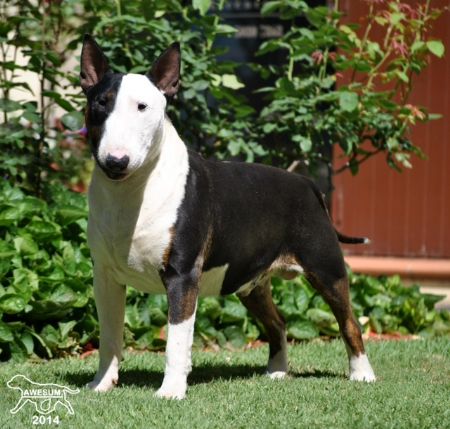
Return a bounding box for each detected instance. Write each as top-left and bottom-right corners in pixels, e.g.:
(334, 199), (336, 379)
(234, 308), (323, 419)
(267, 370), (288, 380)
(349, 370), (376, 382)
(86, 377), (117, 392)
(349, 354), (376, 382)
(155, 383), (187, 400)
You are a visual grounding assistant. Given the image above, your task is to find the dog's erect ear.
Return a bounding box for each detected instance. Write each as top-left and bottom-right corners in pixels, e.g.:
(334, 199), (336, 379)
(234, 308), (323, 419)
(80, 34), (109, 94)
(148, 43), (181, 97)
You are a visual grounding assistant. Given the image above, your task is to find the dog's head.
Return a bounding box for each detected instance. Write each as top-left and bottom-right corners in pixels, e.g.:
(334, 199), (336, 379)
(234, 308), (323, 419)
(80, 35), (180, 180)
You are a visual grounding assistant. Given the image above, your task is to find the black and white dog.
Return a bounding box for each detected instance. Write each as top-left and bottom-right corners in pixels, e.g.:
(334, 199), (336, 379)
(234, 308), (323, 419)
(80, 35), (375, 399)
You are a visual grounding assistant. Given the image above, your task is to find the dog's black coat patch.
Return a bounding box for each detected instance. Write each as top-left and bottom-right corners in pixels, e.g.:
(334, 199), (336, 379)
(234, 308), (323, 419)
(85, 72), (124, 159)
(163, 151), (347, 296)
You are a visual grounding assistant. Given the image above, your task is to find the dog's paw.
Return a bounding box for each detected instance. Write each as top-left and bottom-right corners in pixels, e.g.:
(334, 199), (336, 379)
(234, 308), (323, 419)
(349, 371), (376, 382)
(267, 348), (288, 379)
(155, 384), (187, 400)
(155, 371), (188, 400)
(267, 370), (288, 380)
(86, 377), (117, 392)
(349, 354), (376, 383)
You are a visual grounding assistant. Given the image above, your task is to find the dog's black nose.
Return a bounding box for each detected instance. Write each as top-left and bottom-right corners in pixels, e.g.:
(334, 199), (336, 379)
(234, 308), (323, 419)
(105, 154), (129, 172)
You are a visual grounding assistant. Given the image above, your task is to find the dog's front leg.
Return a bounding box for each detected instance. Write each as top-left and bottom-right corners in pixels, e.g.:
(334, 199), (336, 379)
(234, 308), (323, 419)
(156, 274), (199, 400)
(87, 264), (126, 392)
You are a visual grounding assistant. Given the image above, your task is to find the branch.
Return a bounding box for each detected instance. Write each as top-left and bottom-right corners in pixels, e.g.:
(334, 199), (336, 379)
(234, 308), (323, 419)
(333, 147), (383, 175)
(287, 160), (301, 172)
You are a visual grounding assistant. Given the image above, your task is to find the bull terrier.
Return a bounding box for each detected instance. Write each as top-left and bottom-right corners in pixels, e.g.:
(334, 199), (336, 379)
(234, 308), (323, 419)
(80, 35), (375, 400)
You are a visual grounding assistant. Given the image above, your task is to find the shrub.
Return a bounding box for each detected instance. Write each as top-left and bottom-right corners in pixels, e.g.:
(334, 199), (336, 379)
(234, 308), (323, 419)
(0, 182), (92, 360)
(0, 0), (88, 194)
(254, 0), (445, 174)
(3, 1), (443, 187)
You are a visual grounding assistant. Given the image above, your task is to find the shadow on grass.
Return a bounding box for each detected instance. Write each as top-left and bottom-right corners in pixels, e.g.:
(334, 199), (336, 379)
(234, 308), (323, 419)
(59, 362), (343, 390)
(290, 370), (345, 379)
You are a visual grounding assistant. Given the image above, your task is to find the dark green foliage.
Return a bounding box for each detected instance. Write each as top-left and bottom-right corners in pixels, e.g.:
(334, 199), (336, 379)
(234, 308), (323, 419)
(0, 182), (92, 360)
(350, 273), (450, 337)
(80, 0), (259, 161)
(3, 0), (443, 188)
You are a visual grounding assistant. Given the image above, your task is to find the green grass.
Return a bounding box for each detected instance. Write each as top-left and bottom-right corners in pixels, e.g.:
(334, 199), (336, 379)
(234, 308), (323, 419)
(1, 338), (449, 429)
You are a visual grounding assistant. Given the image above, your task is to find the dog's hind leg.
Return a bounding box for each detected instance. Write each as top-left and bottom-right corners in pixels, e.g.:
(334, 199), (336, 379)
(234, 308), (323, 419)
(305, 269), (376, 382)
(87, 264), (126, 392)
(292, 209), (376, 382)
(238, 278), (288, 379)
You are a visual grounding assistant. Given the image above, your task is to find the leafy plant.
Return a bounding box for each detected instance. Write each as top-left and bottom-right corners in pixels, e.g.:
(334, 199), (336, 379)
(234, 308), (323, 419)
(349, 272), (450, 337)
(0, 0), (264, 193)
(255, 0), (445, 174)
(0, 182), (93, 360)
(0, 0), (89, 194)
(79, 0), (265, 162)
(2, 0), (445, 187)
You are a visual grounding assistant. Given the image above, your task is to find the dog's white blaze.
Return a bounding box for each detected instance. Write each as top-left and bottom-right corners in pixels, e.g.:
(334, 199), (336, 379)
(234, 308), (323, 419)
(98, 74), (167, 173)
(156, 310), (197, 400)
(349, 353), (376, 382)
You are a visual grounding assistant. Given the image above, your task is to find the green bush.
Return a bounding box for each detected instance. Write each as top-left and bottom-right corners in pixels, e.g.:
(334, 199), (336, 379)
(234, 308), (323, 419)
(1, 0), (444, 190)
(0, 182), (93, 360)
(254, 0), (445, 173)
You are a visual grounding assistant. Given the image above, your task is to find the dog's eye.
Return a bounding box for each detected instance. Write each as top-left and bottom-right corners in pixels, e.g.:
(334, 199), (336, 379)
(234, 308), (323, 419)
(97, 97), (107, 107)
(137, 102), (147, 112)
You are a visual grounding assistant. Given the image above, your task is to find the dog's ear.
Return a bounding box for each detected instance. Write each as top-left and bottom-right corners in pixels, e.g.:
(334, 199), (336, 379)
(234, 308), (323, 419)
(148, 43), (181, 97)
(80, 34), (109, 94)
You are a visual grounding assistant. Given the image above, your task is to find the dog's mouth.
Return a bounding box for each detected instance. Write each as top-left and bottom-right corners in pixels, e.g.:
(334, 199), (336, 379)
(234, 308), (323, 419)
(104, 169), (129, 181)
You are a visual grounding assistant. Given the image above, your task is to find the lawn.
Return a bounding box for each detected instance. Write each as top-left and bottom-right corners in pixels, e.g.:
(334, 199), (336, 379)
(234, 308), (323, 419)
(0, 337), (449, 429)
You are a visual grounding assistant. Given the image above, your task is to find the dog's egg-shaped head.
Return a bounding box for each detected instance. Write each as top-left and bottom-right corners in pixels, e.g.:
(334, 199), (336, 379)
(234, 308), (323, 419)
(80, 35), (180, 180)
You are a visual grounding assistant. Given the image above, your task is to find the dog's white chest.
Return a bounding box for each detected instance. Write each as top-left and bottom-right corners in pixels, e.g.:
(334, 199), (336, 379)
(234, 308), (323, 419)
(87, 124), (189, 293)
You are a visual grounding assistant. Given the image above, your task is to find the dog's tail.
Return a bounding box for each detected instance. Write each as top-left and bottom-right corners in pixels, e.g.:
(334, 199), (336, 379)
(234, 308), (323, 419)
(307, 179), (370, 245)
(335, 231), (370, 244)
